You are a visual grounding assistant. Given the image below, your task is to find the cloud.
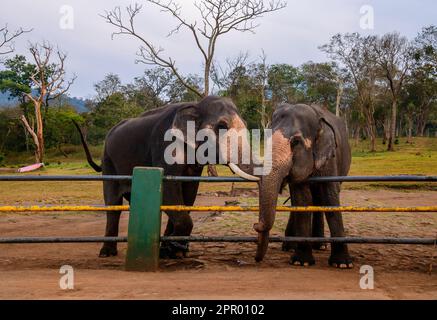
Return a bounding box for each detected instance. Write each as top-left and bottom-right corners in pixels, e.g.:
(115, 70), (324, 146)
(1, 0), (435, 97)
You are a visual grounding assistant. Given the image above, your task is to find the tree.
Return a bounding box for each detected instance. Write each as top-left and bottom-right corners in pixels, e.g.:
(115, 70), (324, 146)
(0, 55), (37, 151)
(0, 24), (31, 57)
(94, 73), (122, 102)
(102, 0), (286, 98)
(372, 32), (413, 151)
(410, 25), (437, 136)
(268, 63), (305, 106)
(300, 61), (338, 112)
(20, 42), (76, 163)
(0, 55), (36, 104)
(320, 33), (380, 152)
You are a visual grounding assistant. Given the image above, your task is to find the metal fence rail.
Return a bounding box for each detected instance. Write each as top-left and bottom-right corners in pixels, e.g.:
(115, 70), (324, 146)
(0, 236), (435, 245)
(1, 205), (437, 213)
(1, 169), (436, 271)
(1, 174), (437, 182)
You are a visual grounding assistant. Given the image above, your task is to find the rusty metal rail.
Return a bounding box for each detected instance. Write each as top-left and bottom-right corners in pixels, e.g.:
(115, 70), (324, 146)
(0, 236), (435, 245)
(1, 174), (437, 182)
(1, 205), (437, 213)
(1, 171), (436, 271)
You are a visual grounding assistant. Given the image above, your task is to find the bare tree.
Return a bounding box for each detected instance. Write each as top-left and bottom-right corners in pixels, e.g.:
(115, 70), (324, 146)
(320, 33), (380, 152)
(372, 32), (413, 151)
(94, 73), (122, 102)
(102, 0), (286, 98)
(211, 51), (250, 93)
(0, 24), (31, 56)
(20, 42), (76, 163)
(254, 50), (271, 129)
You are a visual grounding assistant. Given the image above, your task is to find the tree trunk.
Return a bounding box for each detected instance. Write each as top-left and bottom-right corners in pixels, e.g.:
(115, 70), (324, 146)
(382, 117), (390, 145)
(35, 100), (45, 162)
(335, 81), (343, 117)
(204, 61), (211, 97)
(20, 115), (42, 163)
(387, 99), (397, 151)
(406, 117), (413, 144)
(364, 108), (376, 152)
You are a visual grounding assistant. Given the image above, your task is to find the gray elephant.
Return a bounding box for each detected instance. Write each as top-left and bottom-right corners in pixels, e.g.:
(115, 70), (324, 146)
(254, 103), (353, 268)
(74, 96), (258, 258)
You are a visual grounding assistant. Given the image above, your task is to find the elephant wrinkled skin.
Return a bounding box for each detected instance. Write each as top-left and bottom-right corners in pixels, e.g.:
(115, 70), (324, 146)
(254, 103), (353, 269)
(74, 96), (256, 258)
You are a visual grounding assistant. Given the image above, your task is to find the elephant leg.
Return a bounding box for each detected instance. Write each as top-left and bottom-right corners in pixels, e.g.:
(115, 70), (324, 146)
(320, 182), (353, 269)
(290, 183), (315, 266)
(160, 182), (193, 259)
(99, 180), (122, 257)
(282, 183), (296, 251)
(310, 185), (327, 251)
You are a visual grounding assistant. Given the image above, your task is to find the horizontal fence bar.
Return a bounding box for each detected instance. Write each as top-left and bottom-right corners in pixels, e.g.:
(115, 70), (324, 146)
(1, 175), (436, 183)
(1, 205), (437, 213)
(162, 236), (437, 245)
(165, 176), (246, 182)
(0, 175), (132, 181)
(0, 205), (129, 212)
(309, 175), (437, 182)
(0, 236), (127, 243)
(160, 205), (437, 212)
(1, 236), (434, 244)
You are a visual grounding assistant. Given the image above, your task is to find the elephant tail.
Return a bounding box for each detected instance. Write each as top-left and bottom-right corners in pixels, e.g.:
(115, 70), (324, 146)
(72, 120), (102, 173)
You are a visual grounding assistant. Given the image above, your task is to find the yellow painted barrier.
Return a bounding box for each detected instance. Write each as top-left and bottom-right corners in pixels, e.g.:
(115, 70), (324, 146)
(0, 205), (129, 212)
(1, 205), (437, 213)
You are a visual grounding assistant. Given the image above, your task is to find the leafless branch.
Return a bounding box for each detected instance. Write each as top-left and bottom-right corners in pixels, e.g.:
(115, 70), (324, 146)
(0, 24), (32, 56)
(102, 0), (285, 97)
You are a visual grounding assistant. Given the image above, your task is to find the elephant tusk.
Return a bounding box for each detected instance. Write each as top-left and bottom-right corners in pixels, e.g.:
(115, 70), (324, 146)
(228, 163), (260, 181)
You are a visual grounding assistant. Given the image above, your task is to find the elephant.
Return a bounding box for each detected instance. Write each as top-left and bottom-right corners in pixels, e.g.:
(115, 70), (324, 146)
(253, 103), (353, 268)
(74, 96), (259, 258)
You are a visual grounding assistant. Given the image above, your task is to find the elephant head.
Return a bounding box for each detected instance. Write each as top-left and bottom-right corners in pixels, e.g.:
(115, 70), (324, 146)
(170, 96), (259, 181)
(254, 103), (338, 261)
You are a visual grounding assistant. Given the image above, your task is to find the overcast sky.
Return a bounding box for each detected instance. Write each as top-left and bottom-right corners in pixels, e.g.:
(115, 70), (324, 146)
(1, 0), (436, 98)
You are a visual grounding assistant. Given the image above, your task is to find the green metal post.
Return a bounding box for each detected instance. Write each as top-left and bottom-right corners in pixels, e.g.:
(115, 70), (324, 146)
(125, 167), (163, 271)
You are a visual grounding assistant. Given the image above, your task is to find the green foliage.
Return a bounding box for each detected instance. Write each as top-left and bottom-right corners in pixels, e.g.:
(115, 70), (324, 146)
(44, 106), (84, 148)
(0, 55), (36, 102)
(268, 63), (305, 104)
(87, 92), (143, 143)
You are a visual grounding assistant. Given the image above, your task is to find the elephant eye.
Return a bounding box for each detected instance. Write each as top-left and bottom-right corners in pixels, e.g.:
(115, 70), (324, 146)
(291, 139), (300, 147)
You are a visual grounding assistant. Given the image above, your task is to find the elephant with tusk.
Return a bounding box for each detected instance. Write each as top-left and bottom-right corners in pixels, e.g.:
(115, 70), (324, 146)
(74, 96), (258, 259)
(254, 103), (353, 269)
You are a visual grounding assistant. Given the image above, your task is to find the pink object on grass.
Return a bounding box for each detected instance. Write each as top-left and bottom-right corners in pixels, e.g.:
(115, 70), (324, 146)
(17, 163), (44, 173)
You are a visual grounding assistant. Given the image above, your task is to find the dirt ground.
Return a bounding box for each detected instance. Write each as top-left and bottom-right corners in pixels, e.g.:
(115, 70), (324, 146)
(0, 189), (436, 299)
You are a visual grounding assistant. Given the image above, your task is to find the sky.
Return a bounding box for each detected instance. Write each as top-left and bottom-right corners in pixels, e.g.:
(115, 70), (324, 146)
(1, 0), (436, 98)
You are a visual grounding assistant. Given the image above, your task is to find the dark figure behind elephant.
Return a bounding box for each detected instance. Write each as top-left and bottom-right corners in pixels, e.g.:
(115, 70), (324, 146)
(254, 103), (353, 268)
(74, 96), (258, 258)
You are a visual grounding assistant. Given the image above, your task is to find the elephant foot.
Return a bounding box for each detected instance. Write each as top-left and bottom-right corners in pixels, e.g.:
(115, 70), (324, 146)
(160, 241), (189, 259)
(282, 241), (297, 252)
(290, 249), (315, 267)
(328, 254), (354, 269)
(99, 245), (118, 257)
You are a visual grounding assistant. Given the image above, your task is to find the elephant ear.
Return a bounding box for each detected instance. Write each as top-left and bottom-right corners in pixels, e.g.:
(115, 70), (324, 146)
(172, 104), (199, 147)
(314, 118), (337, 170)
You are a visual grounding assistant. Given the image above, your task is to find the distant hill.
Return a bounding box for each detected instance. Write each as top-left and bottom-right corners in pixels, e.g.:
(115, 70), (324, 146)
(0, 91), (88, 112)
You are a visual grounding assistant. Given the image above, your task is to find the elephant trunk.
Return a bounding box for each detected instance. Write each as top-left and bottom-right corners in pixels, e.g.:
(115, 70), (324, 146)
(254, 131), (292, 262)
